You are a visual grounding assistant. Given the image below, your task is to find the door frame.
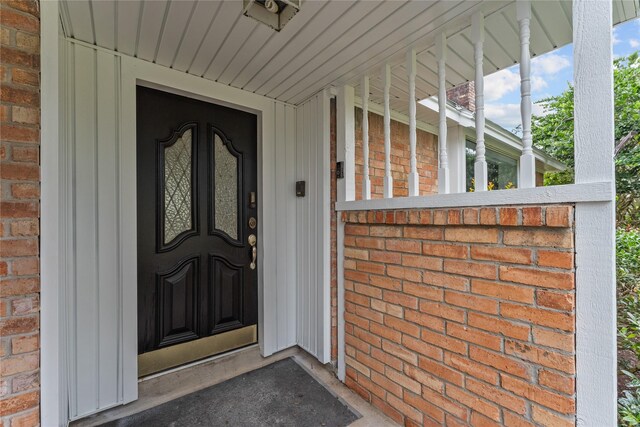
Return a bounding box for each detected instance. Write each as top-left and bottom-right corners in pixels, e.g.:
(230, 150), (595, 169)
(119, 55), (279, 404)
(134, 85), (261, 376)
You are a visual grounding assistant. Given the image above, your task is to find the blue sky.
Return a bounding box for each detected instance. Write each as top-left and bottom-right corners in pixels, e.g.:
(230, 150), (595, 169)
(485, 17), (640, 133)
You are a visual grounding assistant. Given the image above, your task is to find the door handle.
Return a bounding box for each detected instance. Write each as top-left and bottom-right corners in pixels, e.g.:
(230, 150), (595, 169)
(248, 234), (257, 270)
(250, 247), (257, 270)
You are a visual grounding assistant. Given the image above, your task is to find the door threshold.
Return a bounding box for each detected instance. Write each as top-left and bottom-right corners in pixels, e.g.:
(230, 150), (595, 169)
(139, 342), (260, 382)
(71, 345), (299, 427)
(138, 325), (258, 378)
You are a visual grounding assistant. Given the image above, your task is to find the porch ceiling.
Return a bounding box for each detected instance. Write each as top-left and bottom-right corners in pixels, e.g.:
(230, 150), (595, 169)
(59, 0), (638, 113)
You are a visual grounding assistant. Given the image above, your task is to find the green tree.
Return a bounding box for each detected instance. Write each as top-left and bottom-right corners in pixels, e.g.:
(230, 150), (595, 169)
(531, 52), (640, 226)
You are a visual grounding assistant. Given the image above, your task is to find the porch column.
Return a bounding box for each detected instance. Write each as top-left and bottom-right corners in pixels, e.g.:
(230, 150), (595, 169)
(361, 76), (371, 200)
(573, 0), (616, 424)
(471, 12), (488, 191)
(436, 33), (450, 194)
(407, 48), (419, 196)
(382, 63), (393, 198)
(518, 0), (536, 188)
(337, 85), (356, 202)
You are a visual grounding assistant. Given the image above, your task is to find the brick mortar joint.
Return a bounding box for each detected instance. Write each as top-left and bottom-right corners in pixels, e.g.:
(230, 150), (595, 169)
(341, 204), (575, 229)
(0, 2), (41, 19)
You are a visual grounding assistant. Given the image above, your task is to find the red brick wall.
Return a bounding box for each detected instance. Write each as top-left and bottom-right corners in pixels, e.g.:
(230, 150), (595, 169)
(447, 82), (475, 112)
(0, 1), (41, 425)
(342, 205), (576, 426)
(354, 108), (438, 199)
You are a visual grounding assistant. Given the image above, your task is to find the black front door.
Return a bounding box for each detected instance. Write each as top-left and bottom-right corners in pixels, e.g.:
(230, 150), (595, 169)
(136, 86), (258, 376)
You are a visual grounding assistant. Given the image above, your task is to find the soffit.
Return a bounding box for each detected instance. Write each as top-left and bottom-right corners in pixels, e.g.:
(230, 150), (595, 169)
(59, 0), (639, 112)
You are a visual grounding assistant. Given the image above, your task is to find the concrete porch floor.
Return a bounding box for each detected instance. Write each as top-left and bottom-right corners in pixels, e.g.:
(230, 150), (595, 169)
(71, 346), (397, 427)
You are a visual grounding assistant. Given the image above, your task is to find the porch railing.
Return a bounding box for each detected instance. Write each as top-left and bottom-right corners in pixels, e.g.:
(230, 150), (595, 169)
(337, 0), (556, 207)
(334, 0), (617, 425)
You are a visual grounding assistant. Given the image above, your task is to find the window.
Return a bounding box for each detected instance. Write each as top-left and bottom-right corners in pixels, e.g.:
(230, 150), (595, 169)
(465, 140), (517, 191)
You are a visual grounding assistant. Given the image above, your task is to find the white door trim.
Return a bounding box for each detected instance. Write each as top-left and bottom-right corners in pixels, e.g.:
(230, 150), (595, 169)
(118, 52), (284, 406)
(40, 1), (63, 425)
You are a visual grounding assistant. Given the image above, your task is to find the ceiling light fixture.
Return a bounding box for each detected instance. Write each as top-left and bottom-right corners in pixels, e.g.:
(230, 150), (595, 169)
(242, 0), (300, 31)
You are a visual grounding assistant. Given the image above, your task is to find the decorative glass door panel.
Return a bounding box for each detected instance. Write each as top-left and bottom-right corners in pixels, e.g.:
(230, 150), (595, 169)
(211, 131), (242, 242)
(158, 124), (198, 251)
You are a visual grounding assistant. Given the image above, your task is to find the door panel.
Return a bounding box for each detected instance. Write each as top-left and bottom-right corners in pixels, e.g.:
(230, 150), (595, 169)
(137, 86), (258, 374)
(210, 256), (244, 333)
(156, 256), (199, 348)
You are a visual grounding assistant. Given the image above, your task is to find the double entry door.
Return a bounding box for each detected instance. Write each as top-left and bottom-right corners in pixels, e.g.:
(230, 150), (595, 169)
(136, 86), (258, 376)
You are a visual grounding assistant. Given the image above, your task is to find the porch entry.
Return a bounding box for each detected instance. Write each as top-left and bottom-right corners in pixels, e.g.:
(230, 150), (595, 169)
(136, 86), (259, 377)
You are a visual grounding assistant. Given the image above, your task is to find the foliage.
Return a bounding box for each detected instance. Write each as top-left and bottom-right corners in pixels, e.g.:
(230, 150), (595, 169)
(620, 371), (640, 427)
(467, 178), (514, 192)
(618, 228), (640, 424)
(618, 229), (640, 297)
(618, 194), (640, 228)
(619, 294), (640, 356)
(531, 52), (640, 227)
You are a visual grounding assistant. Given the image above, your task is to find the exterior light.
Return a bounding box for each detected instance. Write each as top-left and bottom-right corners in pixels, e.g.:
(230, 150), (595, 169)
(242, 0), (300, 31)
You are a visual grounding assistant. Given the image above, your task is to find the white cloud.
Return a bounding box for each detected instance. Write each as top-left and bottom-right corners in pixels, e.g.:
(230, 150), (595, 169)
(613, 27), (622, 45)
(485, 102), (547, 132)
(630, 39), (640, 48)
(485, 103), (521, 131)
(531, 53), (571, 75)
(531, 75), (548, 91)
(483, 68), (520, 102)
(482, 52), (570, 105)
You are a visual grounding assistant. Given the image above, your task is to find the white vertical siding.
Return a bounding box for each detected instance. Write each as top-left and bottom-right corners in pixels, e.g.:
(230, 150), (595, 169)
(63, 43), (122, 418)
(61, 40), (298, 419)
(95, 50), (120, 409)
(295, 92), (331, 363)
(273, 103), (298, 349)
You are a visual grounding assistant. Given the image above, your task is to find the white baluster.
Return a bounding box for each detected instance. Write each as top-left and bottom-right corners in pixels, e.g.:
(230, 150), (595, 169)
(361, 75), (371, 200)
(518, 0), (536, 188)
(436, 33), (450, 194)
(382, 63), (393, 198)
(472, 12), (488, 192)
(407, 48), (419, 196)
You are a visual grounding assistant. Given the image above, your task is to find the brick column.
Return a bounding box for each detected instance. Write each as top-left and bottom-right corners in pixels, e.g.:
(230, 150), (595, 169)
(0, 1), (42, 425)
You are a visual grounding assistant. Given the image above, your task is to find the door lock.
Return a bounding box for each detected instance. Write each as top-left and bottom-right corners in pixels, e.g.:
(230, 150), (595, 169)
(248, 217), (257, 229)
(248, 234), (257, 270)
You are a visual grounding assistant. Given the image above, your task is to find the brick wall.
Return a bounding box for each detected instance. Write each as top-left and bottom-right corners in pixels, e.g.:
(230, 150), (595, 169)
(354, 108), (438, 199)
(0, 1), (41, 425)
(447, 82), (475, 112)
(342, 205), (576, 426)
